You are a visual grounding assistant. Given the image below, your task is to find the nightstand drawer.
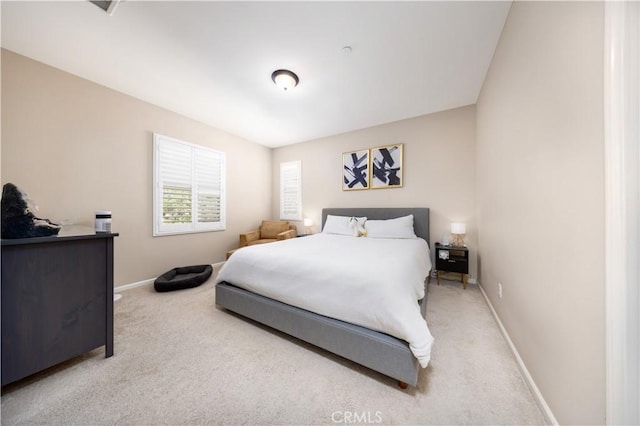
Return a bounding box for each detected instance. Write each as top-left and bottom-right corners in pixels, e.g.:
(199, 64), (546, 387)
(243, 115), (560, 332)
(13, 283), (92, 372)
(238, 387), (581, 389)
(436, 258), (468, 273)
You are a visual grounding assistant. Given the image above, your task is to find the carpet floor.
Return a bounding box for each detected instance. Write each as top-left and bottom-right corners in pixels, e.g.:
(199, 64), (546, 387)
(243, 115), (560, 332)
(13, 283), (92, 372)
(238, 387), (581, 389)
(1, 268), (546, 425)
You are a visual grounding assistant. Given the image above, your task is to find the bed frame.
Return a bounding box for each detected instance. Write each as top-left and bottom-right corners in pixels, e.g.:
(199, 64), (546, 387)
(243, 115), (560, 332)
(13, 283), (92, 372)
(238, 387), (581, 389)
(215, 207), (430, 387)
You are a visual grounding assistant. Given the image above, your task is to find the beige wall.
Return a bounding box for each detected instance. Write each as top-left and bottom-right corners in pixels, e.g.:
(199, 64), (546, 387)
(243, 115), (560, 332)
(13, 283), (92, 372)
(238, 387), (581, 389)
(2, 4), (609, 420)
(1, 49), (272, 286)
(476, 2), (605, 424)
(272, 106), (478, 278)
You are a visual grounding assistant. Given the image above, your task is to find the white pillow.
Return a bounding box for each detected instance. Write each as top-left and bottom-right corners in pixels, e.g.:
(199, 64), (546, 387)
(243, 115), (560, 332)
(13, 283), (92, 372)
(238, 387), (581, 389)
(322, 215), (367, 236)
(365, 215), (417, 239)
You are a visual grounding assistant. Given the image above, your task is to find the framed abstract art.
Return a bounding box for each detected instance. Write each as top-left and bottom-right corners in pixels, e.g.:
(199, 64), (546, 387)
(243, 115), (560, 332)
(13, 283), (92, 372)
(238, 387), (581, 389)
(370, 144), (403, 189)
(342, 150), (369, 190)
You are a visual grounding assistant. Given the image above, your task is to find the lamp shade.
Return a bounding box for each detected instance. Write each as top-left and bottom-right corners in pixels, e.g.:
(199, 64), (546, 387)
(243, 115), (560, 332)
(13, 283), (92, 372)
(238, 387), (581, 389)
(304, 218), (313, 227)
(451, 222), (466, 234)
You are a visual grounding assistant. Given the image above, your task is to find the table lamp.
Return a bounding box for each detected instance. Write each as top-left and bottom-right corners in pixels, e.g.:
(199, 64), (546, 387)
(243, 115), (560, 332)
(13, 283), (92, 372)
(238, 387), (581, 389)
(304, 218), (313, 235)
(451, 222), (466, 247)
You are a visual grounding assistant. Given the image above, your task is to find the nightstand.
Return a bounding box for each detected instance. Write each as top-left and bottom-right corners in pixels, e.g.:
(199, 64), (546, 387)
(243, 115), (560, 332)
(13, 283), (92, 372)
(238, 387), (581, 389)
(435, 243), (469, 289)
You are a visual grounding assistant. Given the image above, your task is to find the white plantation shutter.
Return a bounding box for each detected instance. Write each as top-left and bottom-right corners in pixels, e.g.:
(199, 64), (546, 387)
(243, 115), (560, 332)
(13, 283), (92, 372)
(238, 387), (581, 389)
(280, 161), (302, 221)
(153, 133), (226, 236)
(157, 140), (192, 226)
(194, 148), (224, 225)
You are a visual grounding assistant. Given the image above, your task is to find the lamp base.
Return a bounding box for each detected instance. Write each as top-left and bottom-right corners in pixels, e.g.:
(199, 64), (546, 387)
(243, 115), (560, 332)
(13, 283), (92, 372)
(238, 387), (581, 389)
(451, 234), (466, 247)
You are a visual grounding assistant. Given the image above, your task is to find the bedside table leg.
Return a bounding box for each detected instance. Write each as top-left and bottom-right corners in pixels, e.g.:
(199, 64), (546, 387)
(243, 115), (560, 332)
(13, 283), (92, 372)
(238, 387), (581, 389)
(437, 271), (441, 285)
(462, 274), (467, 289)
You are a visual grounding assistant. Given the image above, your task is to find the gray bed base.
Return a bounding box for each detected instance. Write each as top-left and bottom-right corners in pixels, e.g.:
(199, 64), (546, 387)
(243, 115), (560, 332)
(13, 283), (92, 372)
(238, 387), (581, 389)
(215, 207), (430, 387)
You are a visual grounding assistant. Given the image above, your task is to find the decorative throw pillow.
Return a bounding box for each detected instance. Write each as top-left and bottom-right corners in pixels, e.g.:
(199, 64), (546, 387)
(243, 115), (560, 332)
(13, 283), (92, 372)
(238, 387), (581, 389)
(348, 216), (367, 237)
(322, 215), (367, 236)
(260, 221), (290, 239)
(365, 215), (417, 239)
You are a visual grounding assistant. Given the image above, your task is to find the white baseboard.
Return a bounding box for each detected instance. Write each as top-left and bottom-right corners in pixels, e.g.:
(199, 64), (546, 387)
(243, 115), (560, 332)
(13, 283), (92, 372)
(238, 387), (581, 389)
(114, 262), (225, 293)
(114, 277), (154, 292)
(477, 283), (558, 426)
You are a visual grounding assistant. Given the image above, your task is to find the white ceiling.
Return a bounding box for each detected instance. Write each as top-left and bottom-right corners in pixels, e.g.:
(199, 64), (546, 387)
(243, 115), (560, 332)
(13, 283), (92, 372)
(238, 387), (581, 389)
(1, 1), (511, 148)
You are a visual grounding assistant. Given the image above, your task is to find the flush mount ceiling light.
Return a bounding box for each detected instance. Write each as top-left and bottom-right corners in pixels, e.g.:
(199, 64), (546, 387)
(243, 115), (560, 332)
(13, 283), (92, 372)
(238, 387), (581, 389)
(271, 69), (299, 91)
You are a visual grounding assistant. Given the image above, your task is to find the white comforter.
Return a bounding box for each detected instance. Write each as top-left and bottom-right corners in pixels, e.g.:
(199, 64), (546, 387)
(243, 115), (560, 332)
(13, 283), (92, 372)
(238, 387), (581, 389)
(215, 234), (434, 367)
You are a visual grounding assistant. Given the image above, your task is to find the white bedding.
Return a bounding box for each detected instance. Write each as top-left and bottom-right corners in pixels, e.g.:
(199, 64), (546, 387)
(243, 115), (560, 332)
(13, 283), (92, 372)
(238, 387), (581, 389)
(215, 233), (434, 367)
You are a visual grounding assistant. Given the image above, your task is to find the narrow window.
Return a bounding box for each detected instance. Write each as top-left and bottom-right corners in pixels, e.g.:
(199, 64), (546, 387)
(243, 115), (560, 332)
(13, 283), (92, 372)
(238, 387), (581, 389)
(280, 161), (302, 221)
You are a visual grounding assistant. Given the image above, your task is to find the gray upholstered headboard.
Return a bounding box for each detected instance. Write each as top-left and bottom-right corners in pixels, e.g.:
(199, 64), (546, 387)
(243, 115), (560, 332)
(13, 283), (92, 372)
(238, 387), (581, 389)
(321, 208), (430, 244)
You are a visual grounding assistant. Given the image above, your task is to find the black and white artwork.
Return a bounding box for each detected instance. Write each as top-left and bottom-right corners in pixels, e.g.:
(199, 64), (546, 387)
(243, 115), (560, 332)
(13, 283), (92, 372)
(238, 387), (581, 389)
(371, 144), (403, 189)
(342, 150), (369, 191)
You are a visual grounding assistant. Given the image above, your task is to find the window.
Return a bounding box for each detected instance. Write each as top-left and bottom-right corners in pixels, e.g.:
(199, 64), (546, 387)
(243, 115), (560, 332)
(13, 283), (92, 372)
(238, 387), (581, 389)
(280, 160), (302, 221)
(153, 133), (226, 236)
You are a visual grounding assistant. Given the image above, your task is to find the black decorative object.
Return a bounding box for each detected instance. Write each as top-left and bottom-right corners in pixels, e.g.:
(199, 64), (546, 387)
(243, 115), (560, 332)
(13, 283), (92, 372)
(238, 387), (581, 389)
(1, 183), (61, 239)
(154, 264), (213, 292)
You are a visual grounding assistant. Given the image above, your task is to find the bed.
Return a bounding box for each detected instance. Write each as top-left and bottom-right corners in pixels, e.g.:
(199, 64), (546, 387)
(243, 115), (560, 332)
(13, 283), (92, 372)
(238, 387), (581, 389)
(215, 207), (432, 387)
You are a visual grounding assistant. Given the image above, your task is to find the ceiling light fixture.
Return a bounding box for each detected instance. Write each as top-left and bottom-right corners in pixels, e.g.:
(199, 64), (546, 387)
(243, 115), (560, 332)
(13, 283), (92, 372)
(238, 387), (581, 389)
(271, 69), (299, 91)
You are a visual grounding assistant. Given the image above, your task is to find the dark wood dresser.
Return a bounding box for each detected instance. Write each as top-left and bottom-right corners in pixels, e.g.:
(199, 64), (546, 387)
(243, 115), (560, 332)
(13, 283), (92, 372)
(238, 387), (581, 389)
(1, 228), (118, 386)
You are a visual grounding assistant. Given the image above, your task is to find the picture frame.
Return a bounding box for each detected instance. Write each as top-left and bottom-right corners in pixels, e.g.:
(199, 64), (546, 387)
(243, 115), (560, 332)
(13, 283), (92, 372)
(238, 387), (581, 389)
(370, 143), (403, 189)
(342, 149), (370, 191)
